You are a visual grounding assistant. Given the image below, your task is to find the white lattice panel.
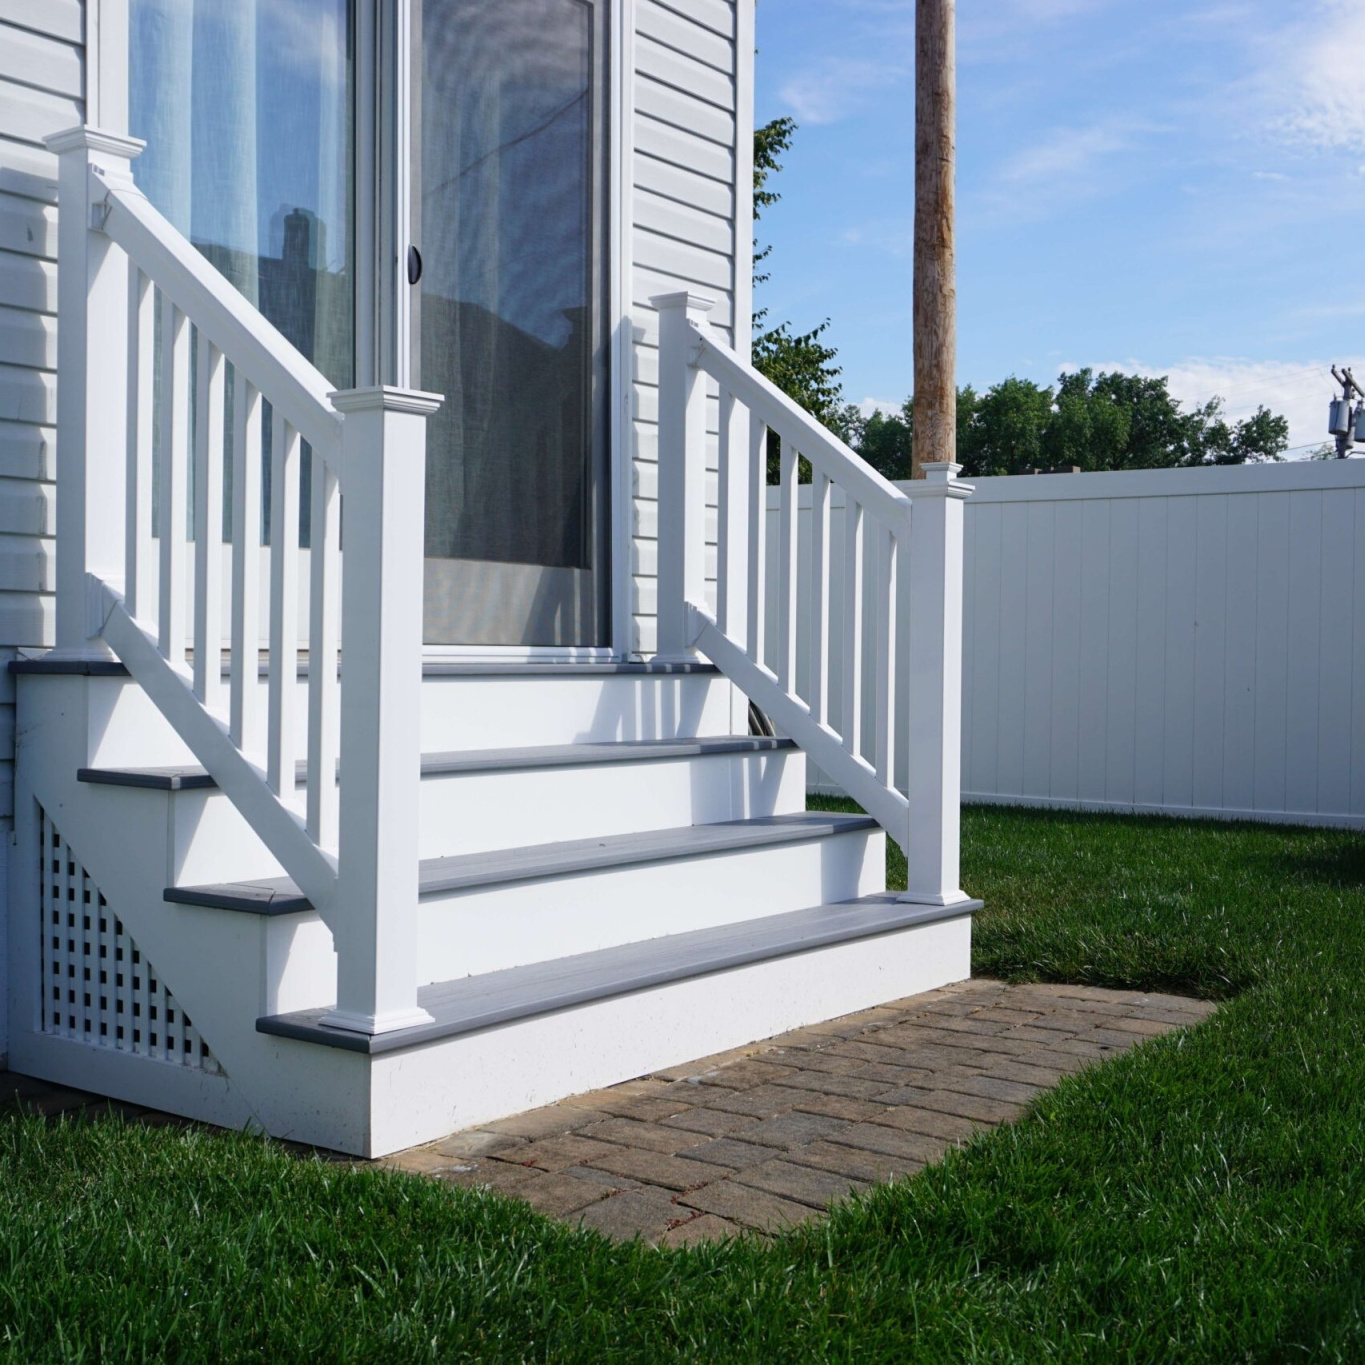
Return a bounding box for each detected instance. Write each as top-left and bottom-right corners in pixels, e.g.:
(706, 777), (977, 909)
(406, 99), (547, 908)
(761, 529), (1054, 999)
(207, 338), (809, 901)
(39, 807), (217, 1072)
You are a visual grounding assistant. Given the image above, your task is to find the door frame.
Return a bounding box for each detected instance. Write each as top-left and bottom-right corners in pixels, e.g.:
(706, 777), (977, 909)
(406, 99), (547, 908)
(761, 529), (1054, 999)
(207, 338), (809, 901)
(360, 0), (635, 663)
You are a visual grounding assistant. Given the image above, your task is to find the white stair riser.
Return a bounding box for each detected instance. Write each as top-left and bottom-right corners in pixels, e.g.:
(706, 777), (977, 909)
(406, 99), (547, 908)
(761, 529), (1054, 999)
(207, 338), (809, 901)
(75, 671), (741, 771)
(417, 748), (806, 856)
(84, 745), (807, 883)
(419, 672), (739, 750)
(416, 828), (886, 982)
(369, 914), (972, 1157)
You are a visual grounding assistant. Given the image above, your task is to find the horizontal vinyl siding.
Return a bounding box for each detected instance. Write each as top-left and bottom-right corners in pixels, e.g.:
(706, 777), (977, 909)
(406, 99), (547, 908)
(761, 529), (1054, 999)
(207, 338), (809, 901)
(629, 0), (744, 655)
(0, 3), (78, 834)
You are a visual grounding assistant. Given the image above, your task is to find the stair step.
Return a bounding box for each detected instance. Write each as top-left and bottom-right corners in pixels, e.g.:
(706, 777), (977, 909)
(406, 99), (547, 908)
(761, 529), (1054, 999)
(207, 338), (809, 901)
(79, 736), (794, 792)
(15, 657), (719, 679)
(165, 811), (877, 915)
(256, 892), (982, 1054)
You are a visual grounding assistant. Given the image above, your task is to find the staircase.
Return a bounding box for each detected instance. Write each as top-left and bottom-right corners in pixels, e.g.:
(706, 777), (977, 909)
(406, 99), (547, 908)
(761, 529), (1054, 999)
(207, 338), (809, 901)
(7, 126), (978, 1157)
(12, 658), (971, 1156)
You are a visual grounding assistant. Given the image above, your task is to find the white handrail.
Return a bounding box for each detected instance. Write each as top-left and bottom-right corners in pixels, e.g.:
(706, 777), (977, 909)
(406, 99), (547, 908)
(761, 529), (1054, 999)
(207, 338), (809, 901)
(47, 126), (440, 1035)
(653, 290), (974, 908)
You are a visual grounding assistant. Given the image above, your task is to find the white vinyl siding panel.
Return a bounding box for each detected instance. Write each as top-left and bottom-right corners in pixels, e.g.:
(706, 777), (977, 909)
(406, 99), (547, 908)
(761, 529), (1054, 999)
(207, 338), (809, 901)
(0, 4), (77, 835)
(628, 0), (746, 655)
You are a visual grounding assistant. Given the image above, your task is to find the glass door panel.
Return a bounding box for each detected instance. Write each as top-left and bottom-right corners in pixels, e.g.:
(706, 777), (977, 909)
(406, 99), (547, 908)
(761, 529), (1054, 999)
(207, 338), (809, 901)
(416, 0), (609, 647)
(129, 0), (355, 388)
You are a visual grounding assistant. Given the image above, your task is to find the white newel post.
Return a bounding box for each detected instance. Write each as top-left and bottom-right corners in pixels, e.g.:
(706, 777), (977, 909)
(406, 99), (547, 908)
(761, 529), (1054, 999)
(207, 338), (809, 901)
(44, 127), (144, 658)
(652, 292), (713, 661)
(323, 387), (442, 1036)
(901, 461), (973, 907)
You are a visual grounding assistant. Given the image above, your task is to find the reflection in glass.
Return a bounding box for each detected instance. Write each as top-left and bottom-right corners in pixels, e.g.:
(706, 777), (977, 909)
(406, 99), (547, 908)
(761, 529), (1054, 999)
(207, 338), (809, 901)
(420, 0), (607, 645)
(129, 0), (355, 388)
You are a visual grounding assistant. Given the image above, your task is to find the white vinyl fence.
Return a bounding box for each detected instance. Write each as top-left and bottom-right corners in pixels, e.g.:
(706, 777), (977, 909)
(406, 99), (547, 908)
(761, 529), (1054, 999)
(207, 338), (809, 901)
(768, 459), (1365, 829)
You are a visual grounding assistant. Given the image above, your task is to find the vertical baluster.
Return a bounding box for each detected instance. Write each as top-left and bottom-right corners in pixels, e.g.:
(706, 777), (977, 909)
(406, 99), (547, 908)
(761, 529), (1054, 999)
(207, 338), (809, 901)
(125, 268), (155, 621)
(716, 389), (734, 634)
(268, 415), (301, 800)
(842, 497), (864, 757)
(230, 381), (263, 753)
(875, 522), (898, 784)
(307, 460), (341, 849)
(193, 344), (227, 707)
(777, 441), (799, 690)
(810, 471), (832, 725)
(746, 417), (767, 667)
(158, 299), (190, 664)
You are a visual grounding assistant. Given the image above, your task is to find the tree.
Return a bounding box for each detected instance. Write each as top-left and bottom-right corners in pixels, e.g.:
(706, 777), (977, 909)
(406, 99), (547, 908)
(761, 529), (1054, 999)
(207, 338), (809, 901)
(856, 369), (1290, 478)
(751, 118), (849, 479)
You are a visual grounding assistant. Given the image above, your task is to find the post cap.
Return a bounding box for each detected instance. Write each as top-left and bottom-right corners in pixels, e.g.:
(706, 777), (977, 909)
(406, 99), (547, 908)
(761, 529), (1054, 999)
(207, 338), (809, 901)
(329, 386), (444, 417)
(650, 291), (716, 316)
(44, 126), (145, 161)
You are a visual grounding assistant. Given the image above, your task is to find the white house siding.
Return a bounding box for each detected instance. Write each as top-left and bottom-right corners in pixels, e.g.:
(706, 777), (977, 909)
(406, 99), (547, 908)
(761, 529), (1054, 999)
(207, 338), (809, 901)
(629, 0), (751, 655)
(0, 0), (79, 831)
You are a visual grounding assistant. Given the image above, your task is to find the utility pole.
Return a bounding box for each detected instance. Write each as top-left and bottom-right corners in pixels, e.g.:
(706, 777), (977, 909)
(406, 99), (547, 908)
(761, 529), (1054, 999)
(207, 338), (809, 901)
(913, 0), (956, 479)
(1328, 365), (1363, 458)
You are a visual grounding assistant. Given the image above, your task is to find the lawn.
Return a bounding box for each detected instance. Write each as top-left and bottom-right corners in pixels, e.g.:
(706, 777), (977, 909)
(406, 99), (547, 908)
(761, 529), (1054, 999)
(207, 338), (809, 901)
(3, 805), (1364, 1362)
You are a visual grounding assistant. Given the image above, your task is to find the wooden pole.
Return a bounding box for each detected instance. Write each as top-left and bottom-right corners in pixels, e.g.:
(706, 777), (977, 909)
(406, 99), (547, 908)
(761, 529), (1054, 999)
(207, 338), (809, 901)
(913, 0), (955, 479)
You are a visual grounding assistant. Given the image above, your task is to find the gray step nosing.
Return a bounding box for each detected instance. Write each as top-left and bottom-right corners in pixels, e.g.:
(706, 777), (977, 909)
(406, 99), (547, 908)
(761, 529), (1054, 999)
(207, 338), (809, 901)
(81, 737), (796, 792)
(416, 814), (879, 898)
(165, 813), (879, 915)
(13, 657), (717, 680)
(255, 896), (983, 1055)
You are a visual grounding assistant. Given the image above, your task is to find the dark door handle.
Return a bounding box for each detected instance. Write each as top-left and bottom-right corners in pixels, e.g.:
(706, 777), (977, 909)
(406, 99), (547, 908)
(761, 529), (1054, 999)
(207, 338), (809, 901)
(407, 245), (422, 286)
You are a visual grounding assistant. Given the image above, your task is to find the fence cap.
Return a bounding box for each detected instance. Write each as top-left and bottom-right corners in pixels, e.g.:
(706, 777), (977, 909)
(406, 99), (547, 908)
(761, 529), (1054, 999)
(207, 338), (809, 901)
(44, 125), (144, 161)
(329, 386), (444, 417)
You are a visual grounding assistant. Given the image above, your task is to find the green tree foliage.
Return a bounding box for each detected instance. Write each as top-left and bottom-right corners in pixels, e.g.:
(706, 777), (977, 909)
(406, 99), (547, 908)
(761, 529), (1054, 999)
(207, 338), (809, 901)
(751, 118), (849, 479)
(855, 370), (1289, 480)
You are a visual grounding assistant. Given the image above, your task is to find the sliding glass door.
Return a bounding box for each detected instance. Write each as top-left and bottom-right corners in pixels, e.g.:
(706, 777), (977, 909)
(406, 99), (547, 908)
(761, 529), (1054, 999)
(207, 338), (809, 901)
(414, 0), (610, 648)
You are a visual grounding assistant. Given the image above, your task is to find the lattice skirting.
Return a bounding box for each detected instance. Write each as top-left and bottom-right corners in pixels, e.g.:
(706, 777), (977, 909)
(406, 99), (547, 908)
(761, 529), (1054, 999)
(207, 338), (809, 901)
(38, 805), (218, 1073)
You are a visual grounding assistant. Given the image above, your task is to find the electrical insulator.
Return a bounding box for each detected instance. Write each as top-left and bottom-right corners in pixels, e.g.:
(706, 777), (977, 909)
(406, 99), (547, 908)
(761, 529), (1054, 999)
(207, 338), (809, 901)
(1329, 399), (1353, 436)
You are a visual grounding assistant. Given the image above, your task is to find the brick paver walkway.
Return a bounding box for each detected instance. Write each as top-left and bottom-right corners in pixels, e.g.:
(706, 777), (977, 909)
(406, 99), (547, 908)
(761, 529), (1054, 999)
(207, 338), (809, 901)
(383, 977), (1216, 1245)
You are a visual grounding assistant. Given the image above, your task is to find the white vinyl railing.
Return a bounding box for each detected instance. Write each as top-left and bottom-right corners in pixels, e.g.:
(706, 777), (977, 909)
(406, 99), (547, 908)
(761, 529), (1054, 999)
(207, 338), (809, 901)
(653, 292), (974, 908)
(46, 126), (439, 1036)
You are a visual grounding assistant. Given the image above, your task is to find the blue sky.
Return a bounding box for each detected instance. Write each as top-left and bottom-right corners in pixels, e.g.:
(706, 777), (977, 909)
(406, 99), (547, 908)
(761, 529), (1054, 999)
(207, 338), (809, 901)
(753, 0), (1365, 452)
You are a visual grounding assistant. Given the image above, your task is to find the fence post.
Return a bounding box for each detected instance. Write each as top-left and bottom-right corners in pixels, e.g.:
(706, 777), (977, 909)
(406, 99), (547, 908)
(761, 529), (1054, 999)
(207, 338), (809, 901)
(901, 461), (974, 906)
(44, 126), (143, 658)
(652, 292), (713, 661)
(322, 386), (442, 1036)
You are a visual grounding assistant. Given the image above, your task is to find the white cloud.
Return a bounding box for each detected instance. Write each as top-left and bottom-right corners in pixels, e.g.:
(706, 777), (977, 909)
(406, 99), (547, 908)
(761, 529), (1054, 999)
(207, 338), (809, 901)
(1256, 1), (1365, 154)
(777, 58), (907, 126)
(859, 396), (906, 419)
(1080, 356), (1363, 452)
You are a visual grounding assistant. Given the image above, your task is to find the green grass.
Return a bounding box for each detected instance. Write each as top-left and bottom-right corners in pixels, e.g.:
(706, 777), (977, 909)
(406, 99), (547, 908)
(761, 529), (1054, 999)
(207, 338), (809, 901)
(4, 806), (1365, 1361)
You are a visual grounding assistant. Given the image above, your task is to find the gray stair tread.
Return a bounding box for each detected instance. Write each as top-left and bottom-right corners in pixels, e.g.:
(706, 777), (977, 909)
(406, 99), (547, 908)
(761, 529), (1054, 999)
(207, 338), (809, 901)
(256, 893), (983, 1054)
(81, 736), (795, 792)
(14, 656), (716, 679)
(164, 811), (878, 914)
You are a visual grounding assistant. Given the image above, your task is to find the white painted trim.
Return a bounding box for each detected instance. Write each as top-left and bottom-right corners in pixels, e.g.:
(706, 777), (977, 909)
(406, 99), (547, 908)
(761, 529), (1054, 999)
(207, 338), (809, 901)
(610, 0), (638, 659)
(732, 0), (755, 356)
(964, 791), (1365, 831)
(963, 459), (1365, 504)
(421, 645), (619, 664)
(85, 0), (130, 134)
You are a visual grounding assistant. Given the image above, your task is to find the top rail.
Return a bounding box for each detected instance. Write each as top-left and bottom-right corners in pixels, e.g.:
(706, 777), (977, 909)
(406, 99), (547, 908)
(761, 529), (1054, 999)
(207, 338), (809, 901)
(96, 168), (344, 469)
(691, 324), (911, 529)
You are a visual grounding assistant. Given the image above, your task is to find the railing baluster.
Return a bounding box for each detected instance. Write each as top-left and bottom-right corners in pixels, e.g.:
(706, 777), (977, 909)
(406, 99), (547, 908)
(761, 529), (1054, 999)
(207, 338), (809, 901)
(746, 416), (766, 668)
(158, 299), (190, 664)
(875, 521), (898, 785)
(230, 380), (264, 753)
(716, 388), (734, 636)
(193, 342), (226, 708)
(125, 268), (154, 621)
(810, 471), (832, 726)
(267, 414), (301, 801)
(778, 440), (799, 691)
(307, 460), (341, 850)
(842, 497), (864, 758)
